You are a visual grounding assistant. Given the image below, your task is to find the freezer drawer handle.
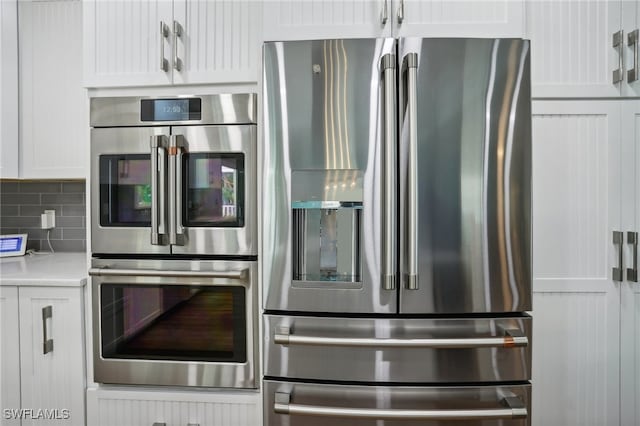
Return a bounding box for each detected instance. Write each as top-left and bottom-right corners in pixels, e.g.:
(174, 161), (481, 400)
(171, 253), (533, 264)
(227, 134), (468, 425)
(89, 267), (247, 280)
(274, 393), (527, 420)
(274, 327), (527, 349)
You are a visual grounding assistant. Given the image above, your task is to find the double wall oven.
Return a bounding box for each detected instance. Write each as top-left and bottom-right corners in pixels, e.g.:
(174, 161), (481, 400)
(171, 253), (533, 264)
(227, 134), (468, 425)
(89, 94), (258, 389)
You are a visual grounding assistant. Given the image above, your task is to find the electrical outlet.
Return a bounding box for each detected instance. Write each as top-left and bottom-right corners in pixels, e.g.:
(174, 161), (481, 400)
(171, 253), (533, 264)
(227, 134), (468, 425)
(40, 210), (55, 229)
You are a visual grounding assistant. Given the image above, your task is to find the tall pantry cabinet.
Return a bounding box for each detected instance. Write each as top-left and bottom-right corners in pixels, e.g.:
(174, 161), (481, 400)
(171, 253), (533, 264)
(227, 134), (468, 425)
(527, 1), (640, 425)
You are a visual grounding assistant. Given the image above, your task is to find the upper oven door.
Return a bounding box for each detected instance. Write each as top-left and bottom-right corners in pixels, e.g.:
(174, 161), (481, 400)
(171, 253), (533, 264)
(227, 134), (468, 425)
(91, 127), (170, 255)
(170, 125), (257, 256)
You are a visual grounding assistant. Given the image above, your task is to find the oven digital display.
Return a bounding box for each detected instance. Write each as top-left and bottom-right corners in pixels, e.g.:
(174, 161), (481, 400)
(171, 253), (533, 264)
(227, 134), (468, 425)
(140, 98), (202, 122)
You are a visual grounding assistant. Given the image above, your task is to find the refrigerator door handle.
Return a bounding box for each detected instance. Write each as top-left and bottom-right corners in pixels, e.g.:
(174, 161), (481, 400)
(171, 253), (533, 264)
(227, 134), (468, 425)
(381, 53), (397, 291)
(274, 392), (528, 420)
(274, 326), (528, 348)
(403, 52), (419, 290)
(151, 135), (168, 245)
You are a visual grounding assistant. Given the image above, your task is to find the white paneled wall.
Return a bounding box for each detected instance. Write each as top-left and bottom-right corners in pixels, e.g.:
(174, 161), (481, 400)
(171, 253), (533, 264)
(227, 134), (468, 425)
(87, 388), (261, 426)
(526, 0), (621, 97)
(19, 0), (87, 178)
(531, 101), (621, 426)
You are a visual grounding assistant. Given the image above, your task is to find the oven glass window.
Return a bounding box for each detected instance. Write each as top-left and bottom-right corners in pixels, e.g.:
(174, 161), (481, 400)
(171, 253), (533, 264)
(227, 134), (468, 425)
(184, 153), (244, 227)
(99, 154), (151, 227)
(100, 285), (246, 362)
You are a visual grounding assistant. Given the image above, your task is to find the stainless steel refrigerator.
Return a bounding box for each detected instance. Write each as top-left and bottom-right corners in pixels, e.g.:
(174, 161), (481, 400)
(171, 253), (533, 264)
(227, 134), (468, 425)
(263, 38), (532, 426)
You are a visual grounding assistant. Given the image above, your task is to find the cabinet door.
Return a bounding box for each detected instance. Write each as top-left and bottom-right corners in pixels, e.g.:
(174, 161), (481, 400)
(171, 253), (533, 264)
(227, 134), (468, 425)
(83, 0), (173, 87)
(394, 0), (524, 38)
(621, 100), (640, 426)
(173, 0), (262, 84)
(263, 0), (391, 41)
(0, 286), (20, 426)
(622, 1), (640, 96)
(18, 287), (84, 426)
(531, 101), (621, 426)
(526, 0), (622, 98)
(0, 0), (18, 179)
(19, 0), (86, 179)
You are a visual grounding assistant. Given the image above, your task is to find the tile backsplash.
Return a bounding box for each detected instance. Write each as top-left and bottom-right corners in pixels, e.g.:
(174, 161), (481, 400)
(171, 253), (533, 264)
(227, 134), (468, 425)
(0, 180), (86, 252)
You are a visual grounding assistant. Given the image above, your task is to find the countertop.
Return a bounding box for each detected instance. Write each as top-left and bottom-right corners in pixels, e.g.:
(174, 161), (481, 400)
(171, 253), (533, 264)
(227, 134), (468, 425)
(0, 252), (87, 287)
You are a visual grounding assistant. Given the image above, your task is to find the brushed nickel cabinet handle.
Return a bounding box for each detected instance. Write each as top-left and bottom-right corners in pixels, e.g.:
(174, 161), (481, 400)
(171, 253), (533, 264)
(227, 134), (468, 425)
(627, 231), (638, 282)
(159, 21), (169, 72)
(274, 393), (527, 420)
(613, 230), (624, 281)
(381, 53), (397, 291)
(629, 30), (639, 83)
(380, 0), (388, 25)
(397, 0), (404, 23)
(173, 20), (182, 71)
(613, 30), (625, 83)
(42, 305), (53, 354)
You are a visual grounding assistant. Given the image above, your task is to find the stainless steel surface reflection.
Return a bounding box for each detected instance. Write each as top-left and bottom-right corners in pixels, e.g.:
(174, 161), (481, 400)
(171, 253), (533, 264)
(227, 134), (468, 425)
(263, 38), (397, 314)
(399, 38), (531, 314)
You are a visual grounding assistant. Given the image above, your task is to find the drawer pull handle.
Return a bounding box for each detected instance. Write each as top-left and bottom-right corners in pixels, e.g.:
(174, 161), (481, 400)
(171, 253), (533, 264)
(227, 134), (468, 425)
(274, 327), (527, 349)
(274, 393), (527, 420)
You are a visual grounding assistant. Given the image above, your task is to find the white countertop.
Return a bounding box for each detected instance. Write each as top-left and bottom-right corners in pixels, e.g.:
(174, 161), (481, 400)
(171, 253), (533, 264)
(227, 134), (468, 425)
(0, 252), (87, 287)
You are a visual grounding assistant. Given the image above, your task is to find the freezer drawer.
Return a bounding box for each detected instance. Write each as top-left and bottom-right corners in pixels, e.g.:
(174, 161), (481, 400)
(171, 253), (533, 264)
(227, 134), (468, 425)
(264, 315), (531, 383)
(264, 380), (531, 426)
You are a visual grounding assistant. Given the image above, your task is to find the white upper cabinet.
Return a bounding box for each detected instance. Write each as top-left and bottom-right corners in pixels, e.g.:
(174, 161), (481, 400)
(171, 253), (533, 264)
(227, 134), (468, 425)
(526, 0), (623, 98)
(263, 0), (524, 41)
(0, 0), (18, 179)
(83, 0), (262, 87)
(173, 1), (262, 85)
(394, 0), (525, 38)
(262, 0), (392, 40)
(622, 1), (640, 96)
(19, 0), (87, 179)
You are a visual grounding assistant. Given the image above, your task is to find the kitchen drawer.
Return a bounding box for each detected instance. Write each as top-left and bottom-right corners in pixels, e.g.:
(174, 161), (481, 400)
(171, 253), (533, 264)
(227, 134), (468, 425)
(264, 380), (531, 426)
(264, 315), (531, 383)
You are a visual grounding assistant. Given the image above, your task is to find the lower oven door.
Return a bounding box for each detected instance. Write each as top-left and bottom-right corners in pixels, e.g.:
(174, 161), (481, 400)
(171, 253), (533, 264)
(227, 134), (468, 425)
(264, 380), (531, 426)
(90, 258), (257, 388)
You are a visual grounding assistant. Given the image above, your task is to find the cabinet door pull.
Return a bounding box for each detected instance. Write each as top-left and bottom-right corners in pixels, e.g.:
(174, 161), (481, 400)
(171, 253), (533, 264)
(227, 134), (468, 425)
(160, 21), (169, 72)
(628, 30), (639, 83)
(173, 20), (182, 71)
(627, 231), (638, 282)
(42, 305), (53, 354)
(381, 0), (388, 25)
(613, 231), (624, 281)
(613, 30), (624, 83)
(397, 0), (404, 23)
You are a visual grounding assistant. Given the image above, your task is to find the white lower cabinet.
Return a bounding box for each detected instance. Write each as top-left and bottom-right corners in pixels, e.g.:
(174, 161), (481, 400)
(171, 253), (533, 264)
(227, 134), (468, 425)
(0, 286), (85, 426)
(86, 388), (261, 426)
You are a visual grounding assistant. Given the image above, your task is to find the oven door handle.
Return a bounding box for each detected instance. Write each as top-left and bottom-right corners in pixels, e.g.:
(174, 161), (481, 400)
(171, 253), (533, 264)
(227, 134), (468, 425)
(274, 393), (527, 420)
(89, 267), (247, 280)
(151, 135), (168, 245)
(273, 327), (528, 348)
(169, 134), (185, 245)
